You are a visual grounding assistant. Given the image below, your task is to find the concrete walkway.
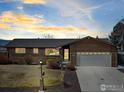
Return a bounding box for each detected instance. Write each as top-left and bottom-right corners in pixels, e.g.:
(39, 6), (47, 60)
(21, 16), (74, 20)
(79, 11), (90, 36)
(76, 66), (124, 92)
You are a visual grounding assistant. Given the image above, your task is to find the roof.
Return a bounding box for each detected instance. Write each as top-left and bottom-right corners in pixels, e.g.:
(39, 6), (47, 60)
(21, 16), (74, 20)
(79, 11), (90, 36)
(69, 36), (115, 47)
(100, 38), (112, 44)
(96, 38), (115, 47)
(6, 36), (113, 48)
(6, 39), (78, 48)
(0, 39), (11, 47)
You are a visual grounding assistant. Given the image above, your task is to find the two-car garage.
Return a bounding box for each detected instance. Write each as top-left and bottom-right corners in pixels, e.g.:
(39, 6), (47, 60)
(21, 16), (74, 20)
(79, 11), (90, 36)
(77, 52), (111, 67)
(69, 36), (117, 67)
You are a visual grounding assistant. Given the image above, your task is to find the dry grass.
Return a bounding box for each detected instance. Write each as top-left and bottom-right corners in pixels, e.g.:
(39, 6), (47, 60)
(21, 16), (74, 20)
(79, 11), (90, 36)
(0, 65), (64, 88)
(44, 67), (64, 87)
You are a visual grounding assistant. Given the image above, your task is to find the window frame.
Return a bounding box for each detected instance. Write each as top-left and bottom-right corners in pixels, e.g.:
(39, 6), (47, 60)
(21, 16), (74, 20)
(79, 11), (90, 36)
(45, 48), (60, 56)
(15, 48), (26, 54)
(33, 48), (39, 54)
(64, 49), (69, 60)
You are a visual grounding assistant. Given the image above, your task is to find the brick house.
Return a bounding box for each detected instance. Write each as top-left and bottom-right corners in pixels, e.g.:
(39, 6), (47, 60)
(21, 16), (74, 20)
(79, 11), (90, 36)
(6, 36), (117, 67)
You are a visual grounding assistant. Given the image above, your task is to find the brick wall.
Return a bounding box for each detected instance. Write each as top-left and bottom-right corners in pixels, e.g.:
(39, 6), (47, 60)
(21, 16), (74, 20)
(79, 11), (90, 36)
(8, 48), (62, 64)
(8, 48), (45, 64)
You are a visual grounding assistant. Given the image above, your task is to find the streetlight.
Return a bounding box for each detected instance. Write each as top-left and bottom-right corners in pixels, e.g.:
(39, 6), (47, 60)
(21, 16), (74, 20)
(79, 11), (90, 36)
(39, 60), (46, 91)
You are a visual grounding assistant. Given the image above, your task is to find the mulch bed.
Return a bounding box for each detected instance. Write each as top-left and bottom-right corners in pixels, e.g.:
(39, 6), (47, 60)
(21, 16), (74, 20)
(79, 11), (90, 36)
(45, 70), (81, 92)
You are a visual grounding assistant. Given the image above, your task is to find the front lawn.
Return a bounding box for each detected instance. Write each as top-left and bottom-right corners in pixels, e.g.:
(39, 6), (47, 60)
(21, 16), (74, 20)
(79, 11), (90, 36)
(0, 65), (64, 88)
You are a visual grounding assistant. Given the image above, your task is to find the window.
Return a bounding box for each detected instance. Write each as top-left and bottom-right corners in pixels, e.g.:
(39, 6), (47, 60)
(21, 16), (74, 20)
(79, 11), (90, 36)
(15, 48), (26, 53)
(33, 48), (39, 54)
(64, 49), (69, 60)
(45, 48), (59, 55)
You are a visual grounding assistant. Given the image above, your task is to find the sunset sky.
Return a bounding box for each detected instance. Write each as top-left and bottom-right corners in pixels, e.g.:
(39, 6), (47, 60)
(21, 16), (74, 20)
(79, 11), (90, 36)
(0, 0), (124, 39)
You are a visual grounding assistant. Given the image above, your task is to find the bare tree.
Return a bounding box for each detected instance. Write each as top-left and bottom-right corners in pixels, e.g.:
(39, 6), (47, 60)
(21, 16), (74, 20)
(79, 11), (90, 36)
(41, 34), (54, 39)
(76, 35), (84, 39)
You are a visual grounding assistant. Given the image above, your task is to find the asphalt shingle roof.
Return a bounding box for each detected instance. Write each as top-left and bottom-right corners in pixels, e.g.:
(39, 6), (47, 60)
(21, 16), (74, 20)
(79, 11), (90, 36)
(6, 39), (78, 48)
(6, 37), (113, 48)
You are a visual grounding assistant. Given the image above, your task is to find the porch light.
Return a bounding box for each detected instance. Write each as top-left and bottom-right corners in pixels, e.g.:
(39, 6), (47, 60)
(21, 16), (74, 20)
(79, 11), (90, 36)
(40, 60), (43, 64)
(39, 60), (46, 91)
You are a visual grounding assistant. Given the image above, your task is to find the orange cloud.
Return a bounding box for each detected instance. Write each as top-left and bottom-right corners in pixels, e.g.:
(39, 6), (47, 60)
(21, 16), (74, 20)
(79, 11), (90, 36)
(0, 11), (44, 26)
(22, 0), (45, 4)
(31, 26), (88, 32)
(0, 11), (88, 33)
(0, 23), (10, 29)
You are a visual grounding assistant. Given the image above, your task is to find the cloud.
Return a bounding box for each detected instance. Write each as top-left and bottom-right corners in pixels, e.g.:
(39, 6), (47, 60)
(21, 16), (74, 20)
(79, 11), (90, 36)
(0, 11), (105, 38)
(31, 25), (87, 32)
(0, 11), (44, 26)
(45, 0), (104, 21)
(0, 0), (46, 4)
(34, 14), (44, 19)
(44, 0), (109, 37)
(0, 23), (10, 29)
(22, 0), (45, 4)
(17, 6), (23, 10)
(0, 11), (89, 34)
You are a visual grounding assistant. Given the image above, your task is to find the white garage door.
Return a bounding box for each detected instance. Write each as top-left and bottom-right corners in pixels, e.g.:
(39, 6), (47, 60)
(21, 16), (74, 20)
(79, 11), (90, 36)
(77, 52), (111, 67)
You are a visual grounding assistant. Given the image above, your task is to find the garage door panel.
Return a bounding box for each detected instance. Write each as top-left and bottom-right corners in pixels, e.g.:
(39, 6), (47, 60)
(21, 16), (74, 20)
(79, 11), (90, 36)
(77, 52), (111, 67)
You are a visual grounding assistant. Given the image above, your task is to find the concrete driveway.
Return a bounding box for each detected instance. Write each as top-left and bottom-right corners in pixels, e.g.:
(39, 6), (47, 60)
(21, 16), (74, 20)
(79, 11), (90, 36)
(76, 66), (124, 92)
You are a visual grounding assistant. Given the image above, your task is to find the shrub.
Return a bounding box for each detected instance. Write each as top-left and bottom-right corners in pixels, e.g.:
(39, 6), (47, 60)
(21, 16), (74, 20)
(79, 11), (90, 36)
(67, 63), (76, 71)
(24, 55), (33, 65)
(46, 58), (61, 69)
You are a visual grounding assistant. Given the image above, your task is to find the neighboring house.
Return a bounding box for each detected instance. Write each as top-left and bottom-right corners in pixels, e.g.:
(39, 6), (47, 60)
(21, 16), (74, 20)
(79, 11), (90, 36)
(6, 36), (117, 67)
(0, 45), (7, 53)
